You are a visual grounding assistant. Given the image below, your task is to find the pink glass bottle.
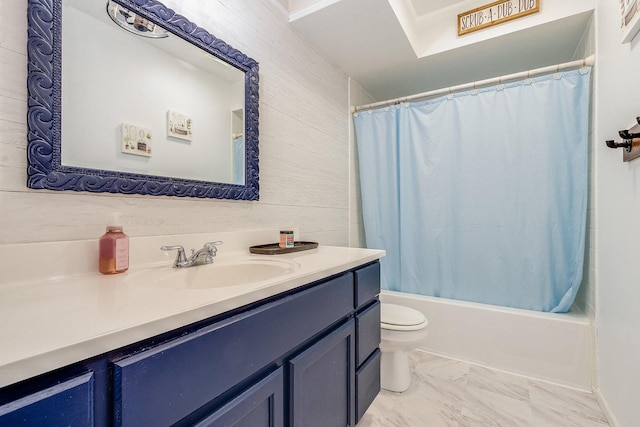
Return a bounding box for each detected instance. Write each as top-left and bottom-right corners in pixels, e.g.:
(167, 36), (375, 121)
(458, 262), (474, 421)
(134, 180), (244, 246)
(99, 226), (129, 274)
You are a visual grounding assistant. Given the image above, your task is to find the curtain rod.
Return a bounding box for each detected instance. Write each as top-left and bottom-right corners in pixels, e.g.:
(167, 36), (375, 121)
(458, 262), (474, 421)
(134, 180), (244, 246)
(352, 54), (595, 113)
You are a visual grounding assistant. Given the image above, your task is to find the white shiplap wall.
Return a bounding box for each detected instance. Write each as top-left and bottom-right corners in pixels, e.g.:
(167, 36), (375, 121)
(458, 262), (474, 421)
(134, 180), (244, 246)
(0, 0), (353, 245)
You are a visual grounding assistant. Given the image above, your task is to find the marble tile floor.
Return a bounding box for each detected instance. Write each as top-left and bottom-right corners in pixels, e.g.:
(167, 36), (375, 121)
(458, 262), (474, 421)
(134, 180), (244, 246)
(358, 350), (609, 427)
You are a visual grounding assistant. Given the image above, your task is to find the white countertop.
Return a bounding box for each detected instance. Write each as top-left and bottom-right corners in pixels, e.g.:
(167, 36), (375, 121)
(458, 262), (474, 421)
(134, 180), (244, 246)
(0, 233), (384, 388)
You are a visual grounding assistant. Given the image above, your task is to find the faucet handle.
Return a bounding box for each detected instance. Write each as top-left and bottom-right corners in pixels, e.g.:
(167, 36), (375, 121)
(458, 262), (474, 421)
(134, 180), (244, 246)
(160, 245), (188, 268)
(203, 241), (223, 254)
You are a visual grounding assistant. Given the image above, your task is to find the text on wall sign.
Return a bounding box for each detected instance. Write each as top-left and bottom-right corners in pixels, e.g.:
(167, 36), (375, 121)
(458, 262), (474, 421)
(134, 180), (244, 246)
(458, 0), (539, 36)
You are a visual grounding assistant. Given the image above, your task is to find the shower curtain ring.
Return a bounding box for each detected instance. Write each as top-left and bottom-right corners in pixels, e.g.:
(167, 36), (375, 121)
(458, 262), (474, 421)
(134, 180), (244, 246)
(471, 81), (479, 95)
(554, 64), (562, 79)
(524, 70), (533, 85)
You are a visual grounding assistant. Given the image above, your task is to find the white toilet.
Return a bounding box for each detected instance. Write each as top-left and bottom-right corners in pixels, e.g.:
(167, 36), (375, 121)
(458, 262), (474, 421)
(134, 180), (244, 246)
(380, 303), (429, 392)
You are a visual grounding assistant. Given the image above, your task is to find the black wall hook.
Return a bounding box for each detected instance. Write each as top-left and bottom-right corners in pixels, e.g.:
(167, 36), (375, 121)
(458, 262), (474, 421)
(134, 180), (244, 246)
(618, 129), (640, 140)
(606, 139), (632, 151)
(606, 116), (640, 161)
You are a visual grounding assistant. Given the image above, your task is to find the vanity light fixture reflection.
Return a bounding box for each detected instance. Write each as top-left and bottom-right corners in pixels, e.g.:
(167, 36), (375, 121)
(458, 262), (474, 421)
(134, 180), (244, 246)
(106, 0), (168, 38)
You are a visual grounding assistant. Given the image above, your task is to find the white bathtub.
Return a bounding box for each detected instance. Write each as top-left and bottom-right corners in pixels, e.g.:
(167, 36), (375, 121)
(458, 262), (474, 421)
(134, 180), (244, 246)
(380, 290), (593, 391)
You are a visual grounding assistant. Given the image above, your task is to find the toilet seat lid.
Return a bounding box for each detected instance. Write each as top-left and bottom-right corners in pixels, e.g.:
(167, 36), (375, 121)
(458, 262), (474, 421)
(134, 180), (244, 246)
(381, 303), (427, 329)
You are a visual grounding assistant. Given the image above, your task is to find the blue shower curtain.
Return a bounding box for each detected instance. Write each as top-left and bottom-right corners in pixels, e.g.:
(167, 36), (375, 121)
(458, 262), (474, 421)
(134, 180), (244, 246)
(353, 68), (591, 312)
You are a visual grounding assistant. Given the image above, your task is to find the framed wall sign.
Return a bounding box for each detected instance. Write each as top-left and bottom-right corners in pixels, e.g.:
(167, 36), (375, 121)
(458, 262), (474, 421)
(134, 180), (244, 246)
(621, 0), (640, 43)
(458, 0), (540, 36)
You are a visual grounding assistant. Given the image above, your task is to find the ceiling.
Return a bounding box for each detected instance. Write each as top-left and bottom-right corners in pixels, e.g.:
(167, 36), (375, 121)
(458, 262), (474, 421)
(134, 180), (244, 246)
(410, 0), (467, 16)
(282, 0), (594, 103)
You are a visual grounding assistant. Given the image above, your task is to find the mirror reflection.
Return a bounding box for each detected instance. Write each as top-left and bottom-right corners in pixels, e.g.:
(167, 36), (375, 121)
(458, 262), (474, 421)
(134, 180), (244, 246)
(62, 0), (246, 185)
(26, 0), (259, 200)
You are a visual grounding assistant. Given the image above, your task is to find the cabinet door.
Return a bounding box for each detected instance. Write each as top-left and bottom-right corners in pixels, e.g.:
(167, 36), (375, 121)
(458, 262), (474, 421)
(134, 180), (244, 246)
(0, 372), (93, 427)
(288, 320), (355, 427)
(195, 368), (283, 427)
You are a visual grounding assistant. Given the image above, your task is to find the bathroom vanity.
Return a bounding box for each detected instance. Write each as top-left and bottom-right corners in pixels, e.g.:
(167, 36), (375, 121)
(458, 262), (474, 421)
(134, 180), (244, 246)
(0, 235), (383, 427)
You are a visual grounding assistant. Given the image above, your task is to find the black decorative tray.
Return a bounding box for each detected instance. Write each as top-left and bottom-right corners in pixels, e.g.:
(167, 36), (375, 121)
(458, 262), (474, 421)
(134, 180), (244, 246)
(249, 241), (319, 255)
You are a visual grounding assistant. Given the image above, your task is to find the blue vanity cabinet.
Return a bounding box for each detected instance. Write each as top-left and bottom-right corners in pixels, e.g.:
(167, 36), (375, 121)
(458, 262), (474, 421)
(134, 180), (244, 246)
(288, 320), (356, 427)
(0, 372), (94, 427)
(113, 272), (354, 427)
(353, 262), (382, 424)
(0, 260), (381, 427)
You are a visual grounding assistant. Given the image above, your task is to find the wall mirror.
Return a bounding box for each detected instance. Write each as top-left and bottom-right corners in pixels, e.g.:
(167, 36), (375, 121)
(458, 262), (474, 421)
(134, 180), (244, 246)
(27, 0), (259, 199)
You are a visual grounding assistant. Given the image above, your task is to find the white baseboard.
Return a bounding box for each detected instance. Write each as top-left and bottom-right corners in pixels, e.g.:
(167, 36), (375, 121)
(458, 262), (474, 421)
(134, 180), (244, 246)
(595, 388), (620, 427)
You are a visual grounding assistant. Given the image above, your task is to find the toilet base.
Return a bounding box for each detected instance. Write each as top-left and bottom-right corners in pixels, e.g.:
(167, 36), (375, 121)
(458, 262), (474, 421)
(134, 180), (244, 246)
(380, 349), (411, 392)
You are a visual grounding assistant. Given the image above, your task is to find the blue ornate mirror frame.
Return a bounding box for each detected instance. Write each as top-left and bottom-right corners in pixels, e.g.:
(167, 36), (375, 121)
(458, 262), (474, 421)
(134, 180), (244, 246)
(27, 0), (260, 200)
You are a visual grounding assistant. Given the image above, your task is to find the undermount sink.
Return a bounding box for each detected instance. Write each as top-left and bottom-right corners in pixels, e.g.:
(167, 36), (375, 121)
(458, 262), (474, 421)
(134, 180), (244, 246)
(127, 257), (300, 290)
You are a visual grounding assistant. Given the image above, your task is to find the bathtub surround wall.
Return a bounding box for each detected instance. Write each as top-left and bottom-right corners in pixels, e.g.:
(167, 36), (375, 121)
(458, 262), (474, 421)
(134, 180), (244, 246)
(569, 13), (598, 395)
(0, 0), (351, 245)
(571, 12), (597, 322)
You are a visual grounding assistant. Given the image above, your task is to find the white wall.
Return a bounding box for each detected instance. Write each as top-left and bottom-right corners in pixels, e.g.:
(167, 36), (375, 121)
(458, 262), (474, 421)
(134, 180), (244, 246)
(0, 0), (352, 246)
(388, 0), (595, 58)
(62, 5), (237, 182)
(595, 2), (640, 426)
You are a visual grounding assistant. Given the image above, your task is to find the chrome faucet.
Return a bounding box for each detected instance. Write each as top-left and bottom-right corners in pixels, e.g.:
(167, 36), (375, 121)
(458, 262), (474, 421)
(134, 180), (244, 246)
(161, 241), (223, 268)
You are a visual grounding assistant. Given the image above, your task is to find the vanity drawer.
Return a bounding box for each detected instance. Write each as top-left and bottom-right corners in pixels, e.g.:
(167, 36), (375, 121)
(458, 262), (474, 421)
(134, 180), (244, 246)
(354, 262), (380, 308)
(356, 300), (381, 367)
(113, 273), (354, 427)
(355, 349), (381, 424)
(0, 372), (94, 427)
